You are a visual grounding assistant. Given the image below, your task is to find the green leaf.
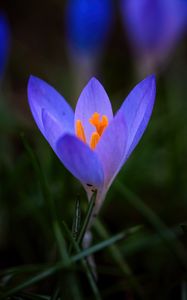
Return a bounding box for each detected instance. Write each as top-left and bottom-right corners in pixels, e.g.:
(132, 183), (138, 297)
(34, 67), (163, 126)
(53, 220), (70, 263)
(76, 191), (97, 246)
(68, 196), (82, 254)
(121, 225), (184, 256)
(72, 226), (141, 264)
(21, 134), (56, 222)
(62, 221), (102, 300)
(72, 196), (81, 241)
(52, 219), (83, 299)
(0, 227), (130, 299)
(115, 181), (187, 269)
(0, 229), (130, 299)
(94, 220), (144, 298)
(0, 264), (45, 277)
(0, 267), (58, 299)
(182, 281), (187, 300)
(18, 292), (50, 300)
(50, 286), (60, 300)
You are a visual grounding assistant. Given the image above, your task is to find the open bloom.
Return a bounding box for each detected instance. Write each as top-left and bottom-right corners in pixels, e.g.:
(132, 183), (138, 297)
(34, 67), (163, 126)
(28, 75), (156, 214)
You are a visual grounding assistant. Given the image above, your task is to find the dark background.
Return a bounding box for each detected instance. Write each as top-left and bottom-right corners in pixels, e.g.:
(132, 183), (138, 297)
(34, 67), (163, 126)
(1, 1), (187, 299)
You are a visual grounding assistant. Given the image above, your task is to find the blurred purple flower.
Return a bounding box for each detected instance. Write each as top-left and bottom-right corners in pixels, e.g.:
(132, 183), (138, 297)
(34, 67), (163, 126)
(121, 0), (187, 70)
(28, 75), (156, 214)
(65, 0), (113, 56)
(0, 13), (10, 76)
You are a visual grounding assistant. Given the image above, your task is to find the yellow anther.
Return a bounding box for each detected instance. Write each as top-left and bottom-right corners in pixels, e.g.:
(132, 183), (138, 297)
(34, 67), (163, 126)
(76, 120), (86, 143)
(89, 112), (108, 136)
(98, 115), (108, 135)
(76, 112), (109, 150)
(90, 132), (100, 150)
(89, 112), (100, 127)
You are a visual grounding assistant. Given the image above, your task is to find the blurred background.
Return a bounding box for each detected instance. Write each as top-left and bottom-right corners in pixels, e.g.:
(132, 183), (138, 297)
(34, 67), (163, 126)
(1, 0), (187, 299)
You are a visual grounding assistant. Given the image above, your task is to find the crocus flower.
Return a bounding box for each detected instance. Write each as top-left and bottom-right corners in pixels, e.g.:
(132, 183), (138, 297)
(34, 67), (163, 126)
(121, 0), (187, 72)
(65, 0), (113, 88)
(28, 75), (156, 217)
(0, 13), (10, 77)
(65, 0), (113, 57)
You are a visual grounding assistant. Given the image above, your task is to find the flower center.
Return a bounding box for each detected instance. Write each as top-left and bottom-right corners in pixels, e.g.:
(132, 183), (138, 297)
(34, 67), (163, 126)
(76, 112), (108, 150)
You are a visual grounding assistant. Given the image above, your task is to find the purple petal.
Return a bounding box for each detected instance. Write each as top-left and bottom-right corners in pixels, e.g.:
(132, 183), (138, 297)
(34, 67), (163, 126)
(121, 0), (166, 52)
(28, 76), (74, 138)
(119, 75), (156, 160)
(121, 0), (187, 57)
(56, 134), (104, 188)
(95, 113), (127, 189)
(42, 109), (64, 153)
(75, 77), (113, 143)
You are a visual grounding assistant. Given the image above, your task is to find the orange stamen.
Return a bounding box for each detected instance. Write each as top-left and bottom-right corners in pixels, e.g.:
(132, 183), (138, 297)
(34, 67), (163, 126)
(89, 112), (108, 136)
(98, 115), (108, 135)
(75, 112), (109, 150)
(89, 112), (100, 127)
(90, 132), (100, 150)
(76, 120), (86, 143)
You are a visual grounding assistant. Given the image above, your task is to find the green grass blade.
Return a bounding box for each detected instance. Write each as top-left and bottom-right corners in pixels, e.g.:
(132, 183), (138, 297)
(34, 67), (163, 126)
(182, 281), (187, 300)
(62, 221), (102, 300)
(94, 220), (144, 299)
(72, 226), (141, 263)
(52, 219), (83, 300)
(53, 220), (70, 263)
(68, 196), (82, 254)
(21, 134), (56, 221)
(94, 219), (140, 275)
(115, 181), (187, 269)
(121, 225), (183, 256)
(72, 196), (81, 240)
(18, 292), (50, 300)
(50, 286), (60, 300)
(0, 264), (45, 277)
(76, 191), (97, 245)
(0, 228), (130, 299)
(0, 267), (59, 299)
